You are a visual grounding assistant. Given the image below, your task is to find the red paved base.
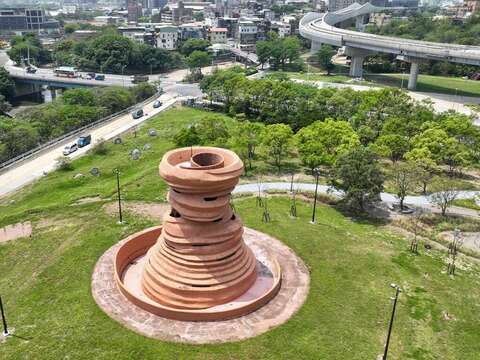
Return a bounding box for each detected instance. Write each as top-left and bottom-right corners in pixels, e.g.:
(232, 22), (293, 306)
(92, 227), (310, 343)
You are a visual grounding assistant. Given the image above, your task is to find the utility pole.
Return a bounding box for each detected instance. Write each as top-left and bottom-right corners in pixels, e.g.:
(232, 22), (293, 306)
(383, 284), (402, 360)
(115, 169), (123, 224)
(310, 168), (320, 224)
(0, 295), (9, 337)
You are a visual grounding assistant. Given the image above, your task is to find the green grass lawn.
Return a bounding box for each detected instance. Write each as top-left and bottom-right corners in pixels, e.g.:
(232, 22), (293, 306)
(1, 107), (480, 359)
(365, 74), (480, 97)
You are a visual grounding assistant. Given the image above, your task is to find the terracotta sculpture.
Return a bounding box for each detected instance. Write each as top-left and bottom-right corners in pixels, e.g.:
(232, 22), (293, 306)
(141, 147), (257, 309)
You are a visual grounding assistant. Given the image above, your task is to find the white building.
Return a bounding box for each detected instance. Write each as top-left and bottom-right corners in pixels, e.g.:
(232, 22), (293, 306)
(208, 27), (227, 44)
(156, 25), (179, 50)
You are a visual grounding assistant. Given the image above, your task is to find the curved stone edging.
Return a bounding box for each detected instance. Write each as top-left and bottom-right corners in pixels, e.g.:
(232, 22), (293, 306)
(91, 227), (310, 344)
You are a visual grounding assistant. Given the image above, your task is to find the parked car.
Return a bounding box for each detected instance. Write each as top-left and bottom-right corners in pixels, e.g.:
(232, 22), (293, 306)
(26, 66), (37, 74)
(77, 134), (92, 148)
(63, 143), (78, 156)
(95, 74), (105, 81)
(153, 100), (162, 108)
(84, 72), (95, 80)
(131, 109), (144, 119)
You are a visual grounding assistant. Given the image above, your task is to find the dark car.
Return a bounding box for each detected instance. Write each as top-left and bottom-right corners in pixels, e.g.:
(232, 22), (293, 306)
(26, 66), (37, 74)
(131, 109), (144, 119)
(153, 100), (162, 108)
(95, 74), (105, 81)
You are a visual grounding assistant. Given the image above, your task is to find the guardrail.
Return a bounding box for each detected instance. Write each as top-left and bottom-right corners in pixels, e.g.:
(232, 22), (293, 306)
(0, 91), (161, 173)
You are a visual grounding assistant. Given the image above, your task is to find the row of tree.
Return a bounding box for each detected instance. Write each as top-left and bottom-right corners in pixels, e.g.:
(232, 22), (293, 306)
(256, 33), (303, 71)
(199, 67), (480, 182)
(0, 83), (156, 163)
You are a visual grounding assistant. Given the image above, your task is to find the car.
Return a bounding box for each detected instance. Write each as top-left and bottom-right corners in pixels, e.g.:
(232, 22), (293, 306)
(63, 143), (78, 156)
(77, 134), (91, 148)
(26, 66), (37, 74)
(95, 74), (105, 81)
(131, 109), (144, 119)
(153, 100), (162, 108)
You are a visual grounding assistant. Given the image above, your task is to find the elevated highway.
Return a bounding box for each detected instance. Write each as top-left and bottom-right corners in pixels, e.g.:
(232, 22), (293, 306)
(300, 3), (480, 90)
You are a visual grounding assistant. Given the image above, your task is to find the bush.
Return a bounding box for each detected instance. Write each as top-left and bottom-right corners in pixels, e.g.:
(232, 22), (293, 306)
(55, 156), (73, 171)
(92, 138), (108, 155)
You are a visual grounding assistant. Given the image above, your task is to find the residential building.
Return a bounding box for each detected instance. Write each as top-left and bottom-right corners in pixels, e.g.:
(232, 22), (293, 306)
(156, 24), (179, 49)
(172, 1), (193, 24)
(178, 22), (205, 39)
(466, 0), (480, 13)
(236, 20), (257, 51)
(208, 27), (227, 43)
(270, 21), (291, 38)
(216, 17), (238, 38)
(127, 0), (143, 23)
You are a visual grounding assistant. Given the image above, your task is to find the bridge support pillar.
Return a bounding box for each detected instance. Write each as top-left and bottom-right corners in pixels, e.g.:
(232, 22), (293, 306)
(345, 47), (375, 78)
(311, 41), (322, 53)
(355, 15), (366, 31)
(408, 62), (420, 91)
(350, 55), (365, 77)
(397, 55), (427, 91)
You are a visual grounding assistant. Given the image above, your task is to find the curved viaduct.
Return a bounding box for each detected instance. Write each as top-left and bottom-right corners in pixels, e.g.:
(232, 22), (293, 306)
(299, 3), (480, 90)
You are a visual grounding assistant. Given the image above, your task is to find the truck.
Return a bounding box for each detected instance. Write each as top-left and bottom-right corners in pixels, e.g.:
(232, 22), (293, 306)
(77, 134), (92, 148)
(131, 75), (149, 84)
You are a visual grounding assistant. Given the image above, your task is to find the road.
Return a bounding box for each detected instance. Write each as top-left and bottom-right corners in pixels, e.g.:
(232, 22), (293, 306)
(0, 94), (179, 196)
(0, 62), (237, 198)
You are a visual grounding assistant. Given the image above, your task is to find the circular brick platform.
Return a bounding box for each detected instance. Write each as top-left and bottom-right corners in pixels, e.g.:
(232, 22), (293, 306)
(91, 228), (310, 344)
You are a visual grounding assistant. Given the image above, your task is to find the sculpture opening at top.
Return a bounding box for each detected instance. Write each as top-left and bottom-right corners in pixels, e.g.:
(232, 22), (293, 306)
(141, 147), (257, 309)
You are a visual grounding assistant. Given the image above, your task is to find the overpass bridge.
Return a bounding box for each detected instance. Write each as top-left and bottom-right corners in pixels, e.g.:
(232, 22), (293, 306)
(299, 3), (480, 90)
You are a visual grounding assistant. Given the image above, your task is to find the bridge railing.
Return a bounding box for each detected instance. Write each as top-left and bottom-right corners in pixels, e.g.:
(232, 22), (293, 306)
(0, 91), (161, 173)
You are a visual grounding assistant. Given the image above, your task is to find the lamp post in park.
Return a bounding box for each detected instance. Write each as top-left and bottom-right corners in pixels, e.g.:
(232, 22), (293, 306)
(382, 283), (402, 360)
(115, 168), (123, 224)
(0, 295), (9, 337)
(310, 168), (320, 224)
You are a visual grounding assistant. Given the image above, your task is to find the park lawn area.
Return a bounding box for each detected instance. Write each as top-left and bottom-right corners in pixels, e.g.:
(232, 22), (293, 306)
(365, 73), (480, 97)
(0, 108), (480, 359)
(452, 198), (480, 211)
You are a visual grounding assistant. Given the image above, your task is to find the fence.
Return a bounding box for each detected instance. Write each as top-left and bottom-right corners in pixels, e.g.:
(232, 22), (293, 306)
(0, 91), (161, 173)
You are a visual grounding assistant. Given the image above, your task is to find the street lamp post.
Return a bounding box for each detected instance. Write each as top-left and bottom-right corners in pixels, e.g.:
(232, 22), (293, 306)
(115, 169), (123, 224)
(0, 295), (9, 337)
(121, 65), (126, 87)
(310, 168), (320, 224)
(383, 284), (402, 360)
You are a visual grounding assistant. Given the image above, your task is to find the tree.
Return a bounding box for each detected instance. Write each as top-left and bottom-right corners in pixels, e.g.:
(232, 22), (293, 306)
(316, 44), (336, 75)
(229, 121), (265, 171)
(428, 180), (459, 216)
(186, 50), (211, 79)
(95, 87), (135, 113)
(330, 147), (384, 212)
(296, 119), (360, 171)
(404, 147), (436, 194)
(174, 126), (201, 147)
(262, 124), (293, 171)
(62, 88), (96, 106)
(392, 162), (418, 210)
(130, 82), (157, 102)
(180, 38), (210, 56)
(0, 67), (15, 100)
(64, 23), (79, 34)
(373, 134), (410, 163)
(255, 40), (271, 69)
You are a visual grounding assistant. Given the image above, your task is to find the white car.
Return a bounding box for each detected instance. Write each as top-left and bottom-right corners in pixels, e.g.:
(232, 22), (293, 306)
(63, 143), (78, 156)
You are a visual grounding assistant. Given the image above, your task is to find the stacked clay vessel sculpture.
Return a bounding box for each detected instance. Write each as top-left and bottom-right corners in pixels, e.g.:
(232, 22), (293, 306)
(140, 147), (258, 309)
